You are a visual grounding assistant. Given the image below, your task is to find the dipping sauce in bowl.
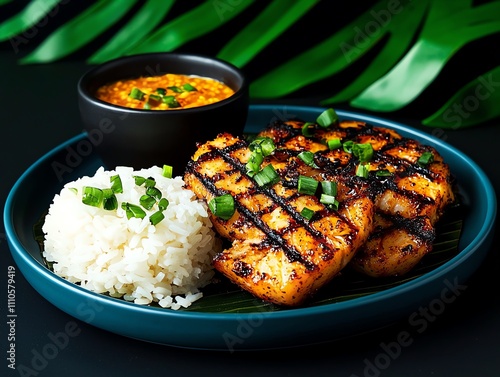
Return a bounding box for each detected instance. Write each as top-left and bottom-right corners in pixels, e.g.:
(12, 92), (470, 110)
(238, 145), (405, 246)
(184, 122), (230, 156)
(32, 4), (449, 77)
(77, 52), (249, 173)
(96, 73), (235, 110)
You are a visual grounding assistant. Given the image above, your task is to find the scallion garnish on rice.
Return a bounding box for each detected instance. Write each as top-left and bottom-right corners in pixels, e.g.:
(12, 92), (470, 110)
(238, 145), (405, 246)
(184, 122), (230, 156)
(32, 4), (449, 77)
(121, 202), (146, 220)
(102, 188), (118, 211)
(149, 211), (165, 226)
(82, 186), (104, 208)
(110, 174), (123, 193)
(162, 164), (173, 178)
(134, 176), (146, 186)
(140, 194), (156, 210)
(158, 198), (169, 211)
(79, 172), (174, 225)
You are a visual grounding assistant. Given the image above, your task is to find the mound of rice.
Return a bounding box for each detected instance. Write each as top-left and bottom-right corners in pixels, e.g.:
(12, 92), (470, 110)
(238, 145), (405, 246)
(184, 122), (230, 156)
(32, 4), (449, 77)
(42, 166), (222, 310)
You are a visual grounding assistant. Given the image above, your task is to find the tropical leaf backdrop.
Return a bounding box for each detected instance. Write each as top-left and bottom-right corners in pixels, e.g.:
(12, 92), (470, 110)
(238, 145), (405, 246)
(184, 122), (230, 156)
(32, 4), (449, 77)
(2, 0), (500, 128)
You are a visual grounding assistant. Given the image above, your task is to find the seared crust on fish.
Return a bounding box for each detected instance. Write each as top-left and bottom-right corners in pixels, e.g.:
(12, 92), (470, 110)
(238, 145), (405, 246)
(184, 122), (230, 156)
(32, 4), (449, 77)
(184, 113), (456, 305)
(258, 118), (455, 278)
(184, 133), (374, 306)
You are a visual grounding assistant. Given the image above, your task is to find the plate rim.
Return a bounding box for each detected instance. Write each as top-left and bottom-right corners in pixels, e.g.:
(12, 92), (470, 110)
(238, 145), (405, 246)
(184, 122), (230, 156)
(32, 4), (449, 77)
(4, 105), (497, 325)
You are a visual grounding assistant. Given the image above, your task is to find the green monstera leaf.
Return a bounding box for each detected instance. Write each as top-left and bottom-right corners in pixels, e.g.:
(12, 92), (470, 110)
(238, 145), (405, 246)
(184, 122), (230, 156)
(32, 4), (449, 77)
(422, 66), (500, 129)
(1, 0), (499, 128)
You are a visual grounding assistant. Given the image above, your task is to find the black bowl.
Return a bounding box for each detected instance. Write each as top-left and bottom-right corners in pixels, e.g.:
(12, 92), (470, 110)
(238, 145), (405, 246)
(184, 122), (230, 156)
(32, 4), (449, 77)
(77, 52), (249, 175)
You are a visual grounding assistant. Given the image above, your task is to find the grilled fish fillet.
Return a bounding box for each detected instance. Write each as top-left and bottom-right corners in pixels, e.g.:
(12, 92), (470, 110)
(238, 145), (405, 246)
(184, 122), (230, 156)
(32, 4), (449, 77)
(184, 132), (374, 306)
(258, 118), (456, 277)
(184, 114), (456, 305)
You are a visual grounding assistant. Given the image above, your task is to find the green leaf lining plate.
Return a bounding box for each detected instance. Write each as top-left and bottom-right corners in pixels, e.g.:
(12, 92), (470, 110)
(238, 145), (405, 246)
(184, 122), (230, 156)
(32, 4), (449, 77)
(4, 105), (496, 350)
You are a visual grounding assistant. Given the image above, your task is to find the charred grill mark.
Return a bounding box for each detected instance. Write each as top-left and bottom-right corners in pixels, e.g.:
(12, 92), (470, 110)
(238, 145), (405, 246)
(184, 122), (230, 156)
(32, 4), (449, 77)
(378, 138), (443, 180)
(292, 129), (438, 214)
(188, 140), (335, 271)
(369, 213), (435, 243)
(264, 119), (446, 227)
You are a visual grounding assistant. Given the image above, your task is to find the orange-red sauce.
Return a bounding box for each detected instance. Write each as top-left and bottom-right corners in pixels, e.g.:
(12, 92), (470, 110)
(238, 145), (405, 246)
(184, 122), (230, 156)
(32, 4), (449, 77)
(96, 73), (235, 110)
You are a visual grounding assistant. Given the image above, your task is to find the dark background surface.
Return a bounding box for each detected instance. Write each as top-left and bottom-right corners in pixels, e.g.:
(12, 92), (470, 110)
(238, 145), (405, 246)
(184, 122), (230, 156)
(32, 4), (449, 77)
(1, 1), (499, 376)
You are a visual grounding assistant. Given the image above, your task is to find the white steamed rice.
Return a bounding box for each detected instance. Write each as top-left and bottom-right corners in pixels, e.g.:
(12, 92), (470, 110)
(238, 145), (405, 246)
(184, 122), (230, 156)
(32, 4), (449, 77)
(42, 166), (222, 310)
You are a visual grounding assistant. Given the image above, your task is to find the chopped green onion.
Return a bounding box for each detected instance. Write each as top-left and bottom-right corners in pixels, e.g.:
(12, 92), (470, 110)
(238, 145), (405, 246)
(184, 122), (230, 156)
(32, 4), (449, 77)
(327, 138), (342, 150)
(298, 151), (319, 169)
(298, 175), (318, 196)
(68, 187), (78, 195)
(246, 151), (264, 177)
(320, 193), (339, 210)
(155, 88), (166, 95)
(146, 186), (162, 200)
(356, 163), (370, 178)
(143, 102), (151, 110)
(110, 174), (123, 193)
(82, 186), (103, 207)
(140, 194), (156, 210)
(343, 140), (355, 153)
(149, 211), (165, 226)
(162, 164), (173, 178)
(208, 194), (235, 220)
(129, 87), (145, 100)
(249, 137), (275, 157)
(134, 176), (146, 186)
(121, 202), (146, 220)
(167, 86), (183, 93)
(102, 188), (118, 210)
(144, 177), (156, 188)
(301, 122), (315, 137)
(321, 181), (338, 196)
(418, 151), (434, 166)
(162, 95), (181, 108)
(246, 137), (276, 178)
(352, 143), (374, 162)
(253, 164), (280, 187)
(182, 83), (197, 91)
(376, 169), (392, 177)
(158, 198), (169, 211)
(316, 108), (338, 128)
(300, 207), (315, 220)
(148, 94), (162, 103)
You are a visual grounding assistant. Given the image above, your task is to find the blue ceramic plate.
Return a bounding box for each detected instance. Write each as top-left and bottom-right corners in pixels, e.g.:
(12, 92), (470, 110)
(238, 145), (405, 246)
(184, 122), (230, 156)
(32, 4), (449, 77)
(4, 105), (496, 350)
